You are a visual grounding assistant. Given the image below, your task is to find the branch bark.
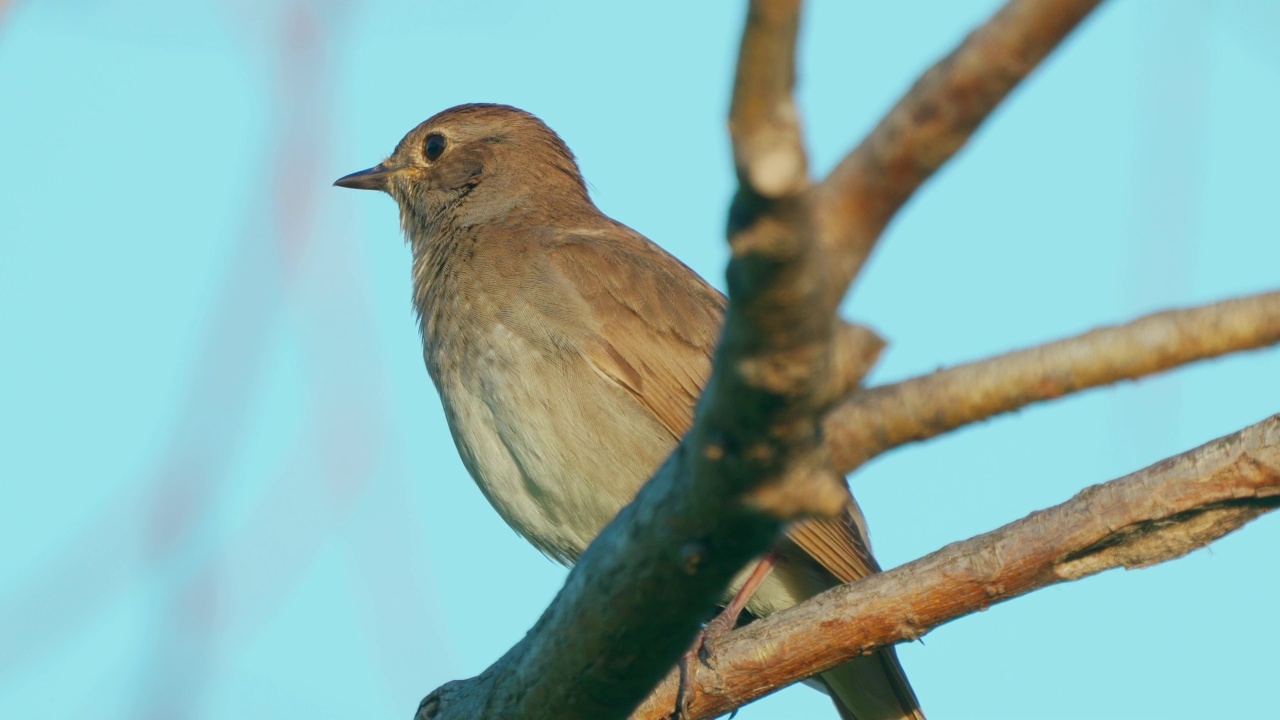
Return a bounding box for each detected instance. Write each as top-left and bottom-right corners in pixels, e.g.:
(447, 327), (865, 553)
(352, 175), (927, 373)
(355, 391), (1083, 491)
(814, 0), (1104, 285)
(633, 414), (1280, 720)
(729, 0), (894, 394)
(826, 291), (1280, 472)
(729, 0), (807, 200)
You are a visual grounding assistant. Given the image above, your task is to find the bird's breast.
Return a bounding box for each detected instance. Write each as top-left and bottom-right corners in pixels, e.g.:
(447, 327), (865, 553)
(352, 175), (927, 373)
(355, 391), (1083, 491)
(420, 283), (674, 565)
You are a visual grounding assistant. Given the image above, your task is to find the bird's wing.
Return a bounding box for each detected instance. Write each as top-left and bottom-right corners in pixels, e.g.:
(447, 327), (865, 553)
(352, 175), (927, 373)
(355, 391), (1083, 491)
(545, 226), (879, 585)
(788, 505), (880, 583)
(544, 228), (724, 440)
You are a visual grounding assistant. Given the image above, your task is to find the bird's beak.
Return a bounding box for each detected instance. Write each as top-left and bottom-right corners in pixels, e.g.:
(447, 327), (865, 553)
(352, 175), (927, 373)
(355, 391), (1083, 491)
(333, 163), (396, 191)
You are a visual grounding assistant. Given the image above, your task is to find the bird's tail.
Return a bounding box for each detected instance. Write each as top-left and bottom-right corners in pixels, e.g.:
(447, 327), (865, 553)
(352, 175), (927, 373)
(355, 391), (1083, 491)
(819, 645), (925, 720)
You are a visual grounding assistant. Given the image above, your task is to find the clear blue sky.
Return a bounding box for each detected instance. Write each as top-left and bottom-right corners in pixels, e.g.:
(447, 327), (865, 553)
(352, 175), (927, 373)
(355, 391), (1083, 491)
(2, 1), (1277, 718)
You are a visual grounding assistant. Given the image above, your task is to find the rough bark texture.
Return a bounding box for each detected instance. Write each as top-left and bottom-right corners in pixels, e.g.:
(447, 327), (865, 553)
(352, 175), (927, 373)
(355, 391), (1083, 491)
(632, 415), (1280, 720)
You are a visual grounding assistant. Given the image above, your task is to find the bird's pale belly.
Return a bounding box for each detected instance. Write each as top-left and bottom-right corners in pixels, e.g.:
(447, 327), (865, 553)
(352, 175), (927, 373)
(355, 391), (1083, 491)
(433, 332), (813, 618)
(432, 324), (675, 565)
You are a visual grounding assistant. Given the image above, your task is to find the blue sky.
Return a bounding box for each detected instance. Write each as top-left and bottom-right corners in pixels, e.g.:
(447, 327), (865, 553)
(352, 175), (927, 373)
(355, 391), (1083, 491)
(1, 1), (1277, 718)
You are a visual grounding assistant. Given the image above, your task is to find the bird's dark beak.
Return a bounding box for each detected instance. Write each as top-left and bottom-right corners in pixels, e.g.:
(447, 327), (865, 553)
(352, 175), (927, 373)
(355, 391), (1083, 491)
(333, 163), (395, 191)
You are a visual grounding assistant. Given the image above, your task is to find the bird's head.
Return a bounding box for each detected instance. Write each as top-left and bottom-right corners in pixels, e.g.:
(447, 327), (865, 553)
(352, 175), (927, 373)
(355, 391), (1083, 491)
(334, 103), (592, 239)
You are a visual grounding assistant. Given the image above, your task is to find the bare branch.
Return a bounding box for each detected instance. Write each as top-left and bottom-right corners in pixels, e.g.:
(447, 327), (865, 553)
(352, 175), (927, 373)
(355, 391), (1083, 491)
(721, 0), (851, 519)
(730, 0), (808, 199)
(826, 291), (1280, 472)
(814, 0), (1104, 285)
(727, 0), (895, 391)
(633, 414), (1280, 720)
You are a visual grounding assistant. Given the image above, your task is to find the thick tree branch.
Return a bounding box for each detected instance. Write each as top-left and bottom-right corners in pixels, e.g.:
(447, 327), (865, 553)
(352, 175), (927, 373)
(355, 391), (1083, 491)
(634, 414), (1280, 720)
(826, 291), (1280, 472)
(814, 0), (1104, 285)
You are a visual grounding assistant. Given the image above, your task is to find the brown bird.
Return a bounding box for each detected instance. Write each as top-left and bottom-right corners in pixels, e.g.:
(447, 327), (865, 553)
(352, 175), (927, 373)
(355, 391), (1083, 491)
(335, 103), (924, 720)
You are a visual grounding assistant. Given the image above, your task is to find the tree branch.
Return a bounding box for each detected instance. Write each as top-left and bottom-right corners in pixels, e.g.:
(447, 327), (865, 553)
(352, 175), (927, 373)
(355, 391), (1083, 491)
(826, 291), (1280, 472)
(729, 0), (807, 199)
(420, 0), (1107, 716)
(728, 0), (895, 397)
(814, 0), (1104, 286)
(633, 414), (1280, 720)
(720, 0), (849, 520)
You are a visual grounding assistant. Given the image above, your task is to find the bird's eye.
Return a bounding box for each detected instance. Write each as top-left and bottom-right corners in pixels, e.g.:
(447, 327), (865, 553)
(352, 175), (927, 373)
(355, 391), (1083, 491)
(424, 133), (447, 162)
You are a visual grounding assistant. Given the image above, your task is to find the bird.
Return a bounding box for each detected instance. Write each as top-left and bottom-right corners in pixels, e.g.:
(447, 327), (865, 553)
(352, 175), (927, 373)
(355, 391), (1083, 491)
(335, 103), (924, 720)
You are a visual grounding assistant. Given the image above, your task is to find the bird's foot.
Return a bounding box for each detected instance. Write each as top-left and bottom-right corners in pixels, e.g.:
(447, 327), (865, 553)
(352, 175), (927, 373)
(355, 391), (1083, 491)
(675, 613), (735, 720)
(674, 551), (778, 719)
